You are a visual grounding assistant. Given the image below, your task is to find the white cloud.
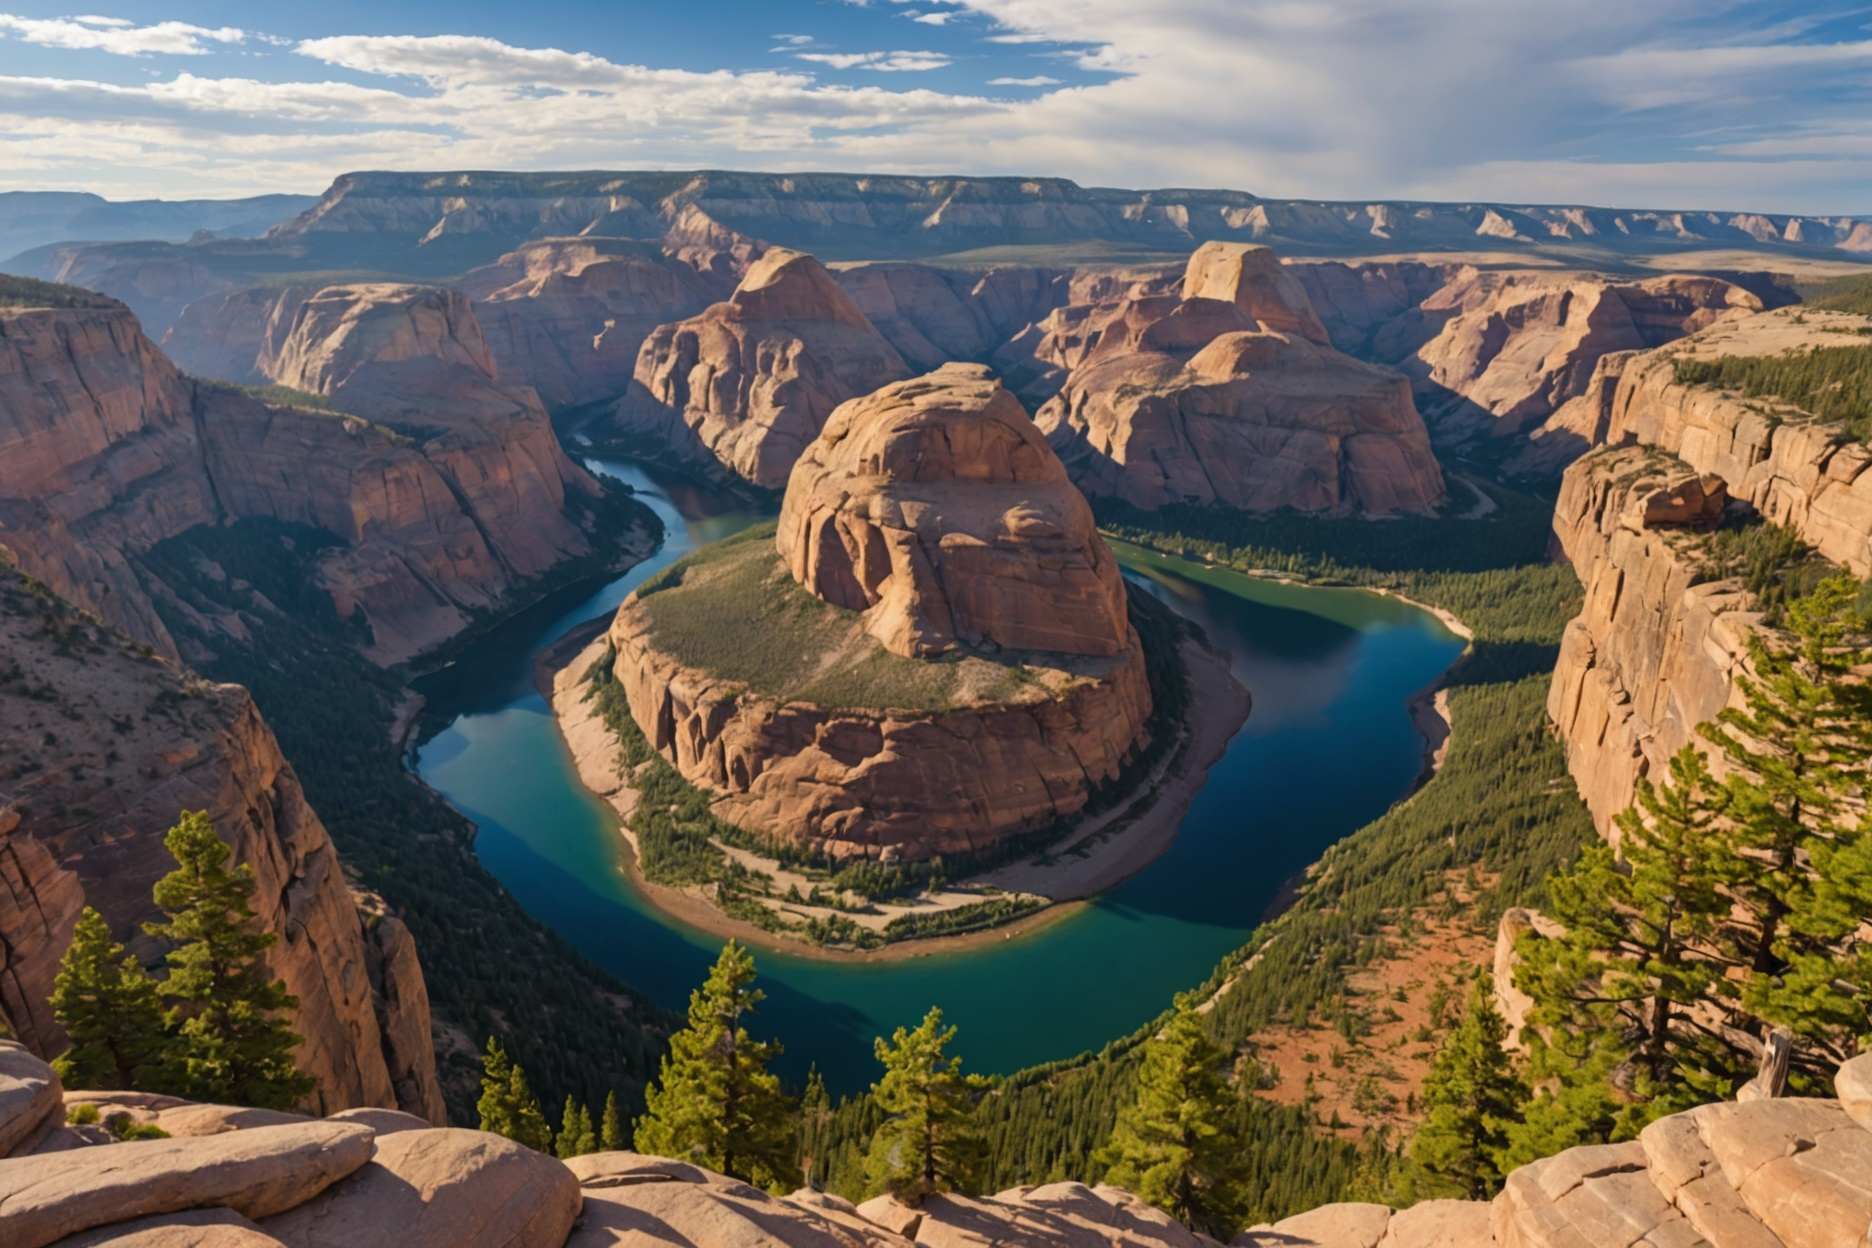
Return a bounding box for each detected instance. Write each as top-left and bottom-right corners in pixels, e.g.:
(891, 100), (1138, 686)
(0, 12), (244, 56)
(988, 75), (1060, 86)
(908, 12), (955, 25)
(795, 49), (952, 72)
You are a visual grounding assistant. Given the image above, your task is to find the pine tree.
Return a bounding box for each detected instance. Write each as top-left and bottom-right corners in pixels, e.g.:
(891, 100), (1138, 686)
(476, 1036), (553, 1152)
(1407, 974), (1523, 1199)
(600, 1089), (628, 1152)
(864, 1007), (988, 1203)
(798, 1066), (832, 1189)
(633, 941), (797, 1190)
(144, 811), (313, 1110)
(1096, 994), (1250, 1237)
(1701, 574), (1872, 1075)
(556, 1096), (597, 1158)
(48, 907), (167, 1091)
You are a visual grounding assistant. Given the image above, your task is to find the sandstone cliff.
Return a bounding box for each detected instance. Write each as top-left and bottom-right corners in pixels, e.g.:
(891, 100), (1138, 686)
(615, 248), (911, 487)
(1034, 244), (1446, 515)
(0, 569), (445, 1123)
(777, 363), (1130, 659)
(3, 1038), (1868, 1247)
(1290, 264), (1763, 463)
(607, 365), (1152, 861)
(0, 293), (634, 665)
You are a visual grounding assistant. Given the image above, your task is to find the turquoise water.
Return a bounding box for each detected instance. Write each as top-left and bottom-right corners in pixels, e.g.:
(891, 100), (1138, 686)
(413, 462), (1465, 1094)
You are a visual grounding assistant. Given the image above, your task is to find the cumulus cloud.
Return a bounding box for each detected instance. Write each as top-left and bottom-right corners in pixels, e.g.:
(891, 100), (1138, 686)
(795, 49), (952, 71)
(988, 75), (1061, 86)
(0, 12), (244, 56)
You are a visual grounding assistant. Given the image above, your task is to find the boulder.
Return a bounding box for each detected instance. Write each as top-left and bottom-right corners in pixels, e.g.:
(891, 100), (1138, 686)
(777, 363), (1130, 658)
(863, 1184), (1215, 1246)
(567, 1152), (899, 1247)
(257, 1128), (580, 1248)
(0, 1121), (372, 1248)
(1836, 1053), (1872, 1133)
(0, 1040), (63, 1158)
(1637, 474), (1728, 530)
(619, 248), (911, 487)
(324, 1107), (431, 1136)
(1180, 242), (1330, 345)
(53, 1208), (287, 1247)
(1235, 1201), (1392, 1246)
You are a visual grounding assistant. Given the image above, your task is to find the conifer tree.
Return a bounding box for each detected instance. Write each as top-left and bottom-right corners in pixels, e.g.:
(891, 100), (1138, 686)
(1701, 575), (1872, 1075)
(600, 1089), (628, 1152)
(556, 1097), (597, 1158)
(476, 1036), (553, 1152)
(1096, 994), (1250, 1237)
(144, 811), (312, 1110)
(864, 1007), (988, 1203)
(633, 941), (797, 1189)
(798, 1066), (833, 1189)
(1407, 974), (1523, 1199)
(48, 906), (167, 1090)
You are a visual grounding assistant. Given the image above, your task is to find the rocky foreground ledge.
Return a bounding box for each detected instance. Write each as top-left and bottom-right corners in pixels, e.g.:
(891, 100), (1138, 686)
(5, 1037), (1870, 1246)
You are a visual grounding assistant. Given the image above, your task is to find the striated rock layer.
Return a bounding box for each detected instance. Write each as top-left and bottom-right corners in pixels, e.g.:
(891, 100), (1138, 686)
(776, 364), (1129, 659)
(1035, 243), (1446, 515)
(607, 366), (1151, 861)
(0, 293), (628, 665)
(0, 569), (445, 1122)
(614, 248), (911, 487)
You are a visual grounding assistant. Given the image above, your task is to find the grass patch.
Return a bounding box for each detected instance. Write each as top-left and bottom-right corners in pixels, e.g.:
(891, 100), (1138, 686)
(0, 274), (122, 309)
(635, 521), (1060, 713)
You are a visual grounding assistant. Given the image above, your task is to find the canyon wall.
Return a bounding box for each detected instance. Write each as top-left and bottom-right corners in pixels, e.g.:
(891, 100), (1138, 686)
(0, 294), (632, 665)
(0, 565), (445, 1122)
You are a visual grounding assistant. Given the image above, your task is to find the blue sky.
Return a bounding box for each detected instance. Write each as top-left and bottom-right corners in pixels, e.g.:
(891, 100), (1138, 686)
(0, 1), (1869, 214)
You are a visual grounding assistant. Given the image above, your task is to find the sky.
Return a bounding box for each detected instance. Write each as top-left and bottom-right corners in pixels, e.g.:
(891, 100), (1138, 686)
(0, 1), (1869, 214)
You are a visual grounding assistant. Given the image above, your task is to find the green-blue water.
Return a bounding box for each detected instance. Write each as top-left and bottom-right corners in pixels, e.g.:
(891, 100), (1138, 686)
(413, 461), (1464, 1093)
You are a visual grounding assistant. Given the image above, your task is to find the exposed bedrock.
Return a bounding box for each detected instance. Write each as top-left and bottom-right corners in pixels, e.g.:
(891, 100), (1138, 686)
(1032, 243), (1445, 515)
(606, 365), (1152, 861)
(615, 248), (911, 488)
(0, 567), (445, 1122)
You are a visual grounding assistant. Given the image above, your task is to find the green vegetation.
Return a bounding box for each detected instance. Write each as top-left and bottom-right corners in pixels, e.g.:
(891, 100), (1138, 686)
(1800, 270), (1872, 315)
(1097, 994), (1252, 1237)
(50, 813), (316, 1112)
(1695, 517), (1836, 622)
(50, 908), (168, 1092)
(1672, 345), (1872, 443)
(0, 274), (121, 309)
(476, 1037), (553, 1153)
(636, 522), (1038, 712)
(865, 1007), (990, 1202)
(1402, 975), (1524, 1199)
(634, 942), (799, 1191)
(556, 1097), (598, 1159)
(1511, 574), (1872, 1159)
(136, 517), (669, 1124)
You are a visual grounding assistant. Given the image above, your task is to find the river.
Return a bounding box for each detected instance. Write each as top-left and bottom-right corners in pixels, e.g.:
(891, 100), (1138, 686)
(412, 459), (1465, 1094)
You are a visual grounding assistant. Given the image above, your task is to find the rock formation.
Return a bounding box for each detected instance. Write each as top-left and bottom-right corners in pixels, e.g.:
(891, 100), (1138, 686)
(1288, 264), (1764, 469)
(0, 568), (445, 1123)
(3, 1038), (1868, 1247)
(605, 365), (1153, 861)
(458, 238), (740, 409)
(1545, 306), (1872, 837)
(0, 288), (640, 665)
(1034, 244), (1446, 515)
(776, 364), (1130, 659)
(616, 248), (911, 487)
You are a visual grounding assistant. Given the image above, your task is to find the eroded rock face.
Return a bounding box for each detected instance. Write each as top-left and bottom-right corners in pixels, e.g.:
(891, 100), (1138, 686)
(0, 567), (446, 1123)
(777, 364), (1129, 658)
(835, 262), (1080, 373)
(0, 297), (627, 666)
(1546, 445), (1762, 839)
(1030, 247), (1444, 516)
(617, 248), (911, 486)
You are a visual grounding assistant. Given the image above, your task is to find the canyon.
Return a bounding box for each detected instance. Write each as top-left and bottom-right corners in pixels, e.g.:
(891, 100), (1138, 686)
(602, 363), (1161, 863)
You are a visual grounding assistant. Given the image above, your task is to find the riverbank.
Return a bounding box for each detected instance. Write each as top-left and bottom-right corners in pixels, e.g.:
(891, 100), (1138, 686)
(545, 627), (1251, 962)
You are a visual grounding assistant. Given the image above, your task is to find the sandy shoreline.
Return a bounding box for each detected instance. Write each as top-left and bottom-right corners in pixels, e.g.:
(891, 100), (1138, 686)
(545, 625), (1252, 963)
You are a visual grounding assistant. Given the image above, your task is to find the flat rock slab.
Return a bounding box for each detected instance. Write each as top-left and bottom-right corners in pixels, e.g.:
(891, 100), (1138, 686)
(1691, 1098), (1872, 1248)
(53, 1207), (287, 1246)
(1235, 1201), (1392, 1247)
(0, 1040), (63, 1158)
(323, 1108), (430, 1137)
(0, 1121), (372, 1248)
(258, 1128), (579, 1248)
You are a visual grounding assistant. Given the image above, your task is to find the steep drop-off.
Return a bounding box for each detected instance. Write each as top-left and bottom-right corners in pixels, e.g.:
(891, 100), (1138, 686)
(0, 565), (445, 1121)
(0, 291), (639, 665)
